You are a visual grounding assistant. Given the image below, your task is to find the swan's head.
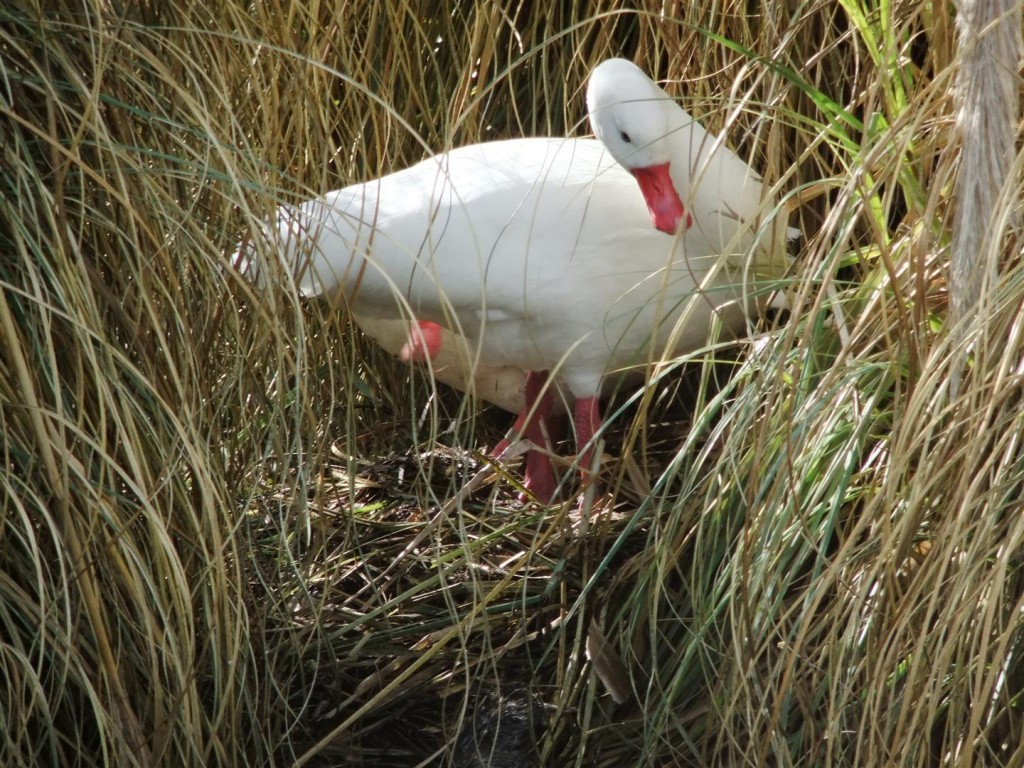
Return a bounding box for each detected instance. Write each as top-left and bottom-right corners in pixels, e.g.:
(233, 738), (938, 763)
(587, 59), (687, 234)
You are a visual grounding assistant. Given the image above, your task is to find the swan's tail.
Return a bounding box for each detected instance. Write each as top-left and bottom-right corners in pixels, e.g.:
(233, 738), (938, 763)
(229, 203), (338, 299)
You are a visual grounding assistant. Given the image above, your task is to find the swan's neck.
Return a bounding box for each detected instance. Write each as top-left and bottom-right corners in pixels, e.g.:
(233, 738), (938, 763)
(664, 103), (719, 192)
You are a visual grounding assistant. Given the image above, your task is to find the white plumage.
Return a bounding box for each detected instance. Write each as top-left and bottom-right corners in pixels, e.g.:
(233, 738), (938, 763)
(236, 58), (790, 499)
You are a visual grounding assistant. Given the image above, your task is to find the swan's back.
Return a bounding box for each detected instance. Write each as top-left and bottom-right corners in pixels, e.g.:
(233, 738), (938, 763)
(242, 131), (783, 398)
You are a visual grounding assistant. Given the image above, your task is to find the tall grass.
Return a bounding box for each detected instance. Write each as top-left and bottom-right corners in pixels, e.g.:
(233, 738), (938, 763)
(1, 1), (1022, 766)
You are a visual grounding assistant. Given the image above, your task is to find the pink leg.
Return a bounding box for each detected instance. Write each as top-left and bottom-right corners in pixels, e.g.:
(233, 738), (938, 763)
(521, 374), (555, 502)
(492, 370), (556, 502)
(573, 396), (603, 485)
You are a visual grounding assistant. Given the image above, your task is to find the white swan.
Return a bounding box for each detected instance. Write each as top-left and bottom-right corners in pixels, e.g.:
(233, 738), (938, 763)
(236, 58), (790, 500)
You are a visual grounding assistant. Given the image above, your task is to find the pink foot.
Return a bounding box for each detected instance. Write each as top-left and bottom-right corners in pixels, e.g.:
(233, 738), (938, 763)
(399, 320), (444, 362)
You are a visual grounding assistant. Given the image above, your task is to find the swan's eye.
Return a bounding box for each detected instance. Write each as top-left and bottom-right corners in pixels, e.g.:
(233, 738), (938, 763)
(619, 130), (632, 144)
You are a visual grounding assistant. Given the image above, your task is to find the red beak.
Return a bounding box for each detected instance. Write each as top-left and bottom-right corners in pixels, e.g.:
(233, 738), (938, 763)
(630, 163), (691, 234)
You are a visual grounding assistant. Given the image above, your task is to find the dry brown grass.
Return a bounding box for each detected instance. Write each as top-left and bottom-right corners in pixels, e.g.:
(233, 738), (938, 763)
(2, 1), (1023, 766)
